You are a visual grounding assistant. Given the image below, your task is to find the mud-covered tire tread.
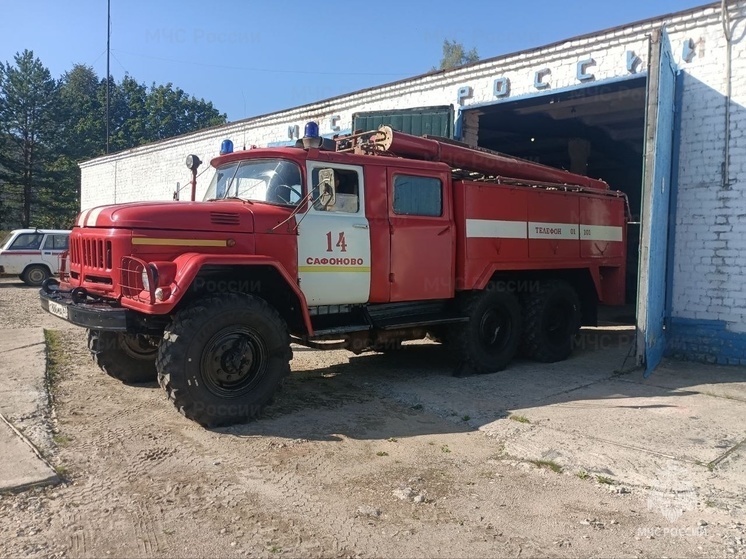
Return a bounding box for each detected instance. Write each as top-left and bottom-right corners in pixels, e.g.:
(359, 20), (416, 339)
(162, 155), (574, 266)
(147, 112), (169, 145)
(520, 280), (581, 363)
(449, 287), (521, 374)
(156, 292), (291, 427)
(88, 330), (158, 384)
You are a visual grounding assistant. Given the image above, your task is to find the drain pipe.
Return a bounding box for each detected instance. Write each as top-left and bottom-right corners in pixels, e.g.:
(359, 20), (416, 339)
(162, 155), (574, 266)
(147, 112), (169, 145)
(721, 0), (733, 189)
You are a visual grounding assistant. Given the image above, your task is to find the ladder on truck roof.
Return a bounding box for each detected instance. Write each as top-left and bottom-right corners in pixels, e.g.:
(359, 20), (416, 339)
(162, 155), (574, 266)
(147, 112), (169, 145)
(334, 125), (622, 197)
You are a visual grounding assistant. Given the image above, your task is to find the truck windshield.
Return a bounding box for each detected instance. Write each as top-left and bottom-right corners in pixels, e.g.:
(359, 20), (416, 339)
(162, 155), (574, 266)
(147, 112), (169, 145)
(203, 159), (303, 206)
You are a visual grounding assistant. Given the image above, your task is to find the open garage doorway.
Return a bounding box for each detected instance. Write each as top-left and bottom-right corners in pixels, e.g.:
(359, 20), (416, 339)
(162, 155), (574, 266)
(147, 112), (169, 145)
(463, 27), (678, 376)
(463, 76), (648, 325)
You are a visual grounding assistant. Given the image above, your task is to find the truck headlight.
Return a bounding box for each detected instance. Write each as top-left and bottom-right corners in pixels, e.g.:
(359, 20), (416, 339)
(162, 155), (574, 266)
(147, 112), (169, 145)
(141, 269), (150, 291)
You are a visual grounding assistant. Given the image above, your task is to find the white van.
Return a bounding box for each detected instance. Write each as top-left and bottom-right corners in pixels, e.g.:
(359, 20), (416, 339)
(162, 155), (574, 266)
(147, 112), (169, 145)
(0, 229), (71, 286)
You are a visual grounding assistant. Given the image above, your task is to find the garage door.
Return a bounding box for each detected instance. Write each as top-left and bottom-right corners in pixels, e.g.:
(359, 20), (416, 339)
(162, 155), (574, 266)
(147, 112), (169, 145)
(636, 27), (678, 376)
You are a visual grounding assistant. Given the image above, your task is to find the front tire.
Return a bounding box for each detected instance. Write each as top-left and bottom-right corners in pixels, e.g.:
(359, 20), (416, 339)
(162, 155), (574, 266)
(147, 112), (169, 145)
(520, 280), (581, 363)
(450, 287), (522, 374)
(88, 330), (159, 383)
(156, 293), (291, 427)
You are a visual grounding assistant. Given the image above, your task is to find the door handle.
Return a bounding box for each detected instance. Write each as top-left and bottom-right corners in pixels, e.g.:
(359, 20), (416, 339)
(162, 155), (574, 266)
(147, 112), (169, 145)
(437, 225), (451, 236)
(353, 223), (369, 229)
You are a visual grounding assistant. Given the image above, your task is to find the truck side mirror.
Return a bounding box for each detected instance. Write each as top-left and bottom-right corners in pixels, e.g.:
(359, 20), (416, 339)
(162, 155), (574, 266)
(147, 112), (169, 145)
(317, 168), (336, 208)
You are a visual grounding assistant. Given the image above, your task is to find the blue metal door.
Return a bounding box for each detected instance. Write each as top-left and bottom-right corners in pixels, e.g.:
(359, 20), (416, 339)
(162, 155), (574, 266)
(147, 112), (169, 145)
(636, 28), (678, 375)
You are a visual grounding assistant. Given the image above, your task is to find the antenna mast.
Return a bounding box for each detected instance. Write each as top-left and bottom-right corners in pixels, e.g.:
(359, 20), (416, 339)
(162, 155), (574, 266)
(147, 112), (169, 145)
(106, 0), (111, 154)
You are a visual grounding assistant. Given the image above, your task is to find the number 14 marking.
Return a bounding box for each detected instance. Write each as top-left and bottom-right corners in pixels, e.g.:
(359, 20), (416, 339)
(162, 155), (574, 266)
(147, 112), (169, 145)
(326, 231), (347, 252)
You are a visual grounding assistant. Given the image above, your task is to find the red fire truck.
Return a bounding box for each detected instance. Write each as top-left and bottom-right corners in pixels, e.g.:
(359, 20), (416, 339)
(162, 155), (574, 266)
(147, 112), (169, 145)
(40, 123), (628, 427)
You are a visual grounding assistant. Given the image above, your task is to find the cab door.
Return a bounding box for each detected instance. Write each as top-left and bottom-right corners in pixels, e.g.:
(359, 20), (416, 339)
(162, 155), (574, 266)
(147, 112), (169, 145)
(296, 162), (371, 306)
(387, 169), (455, 301)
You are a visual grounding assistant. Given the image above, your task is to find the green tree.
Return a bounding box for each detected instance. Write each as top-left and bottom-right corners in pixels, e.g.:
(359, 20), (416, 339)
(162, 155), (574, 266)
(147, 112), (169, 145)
(437, 39), (479, 70)
(106, 74), (149, 152)
(103, 76), (226, 150)
(145, 82), (225, 143)
(60, 64), (106, 160)
(0, 50), (59, 227)
(34, 64), (109, 228)
(0, 55), (228, 229)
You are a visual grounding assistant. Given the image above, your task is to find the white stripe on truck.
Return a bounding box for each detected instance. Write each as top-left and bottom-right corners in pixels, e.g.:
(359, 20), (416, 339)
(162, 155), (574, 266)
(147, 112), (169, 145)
(466, 219), (623, 241)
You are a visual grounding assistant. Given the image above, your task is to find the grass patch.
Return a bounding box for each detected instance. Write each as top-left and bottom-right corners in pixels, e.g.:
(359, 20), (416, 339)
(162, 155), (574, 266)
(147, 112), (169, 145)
(509, 414), (530, 424)
(596, 475), (615, 485)
(441, 445), (451, 453)
(52, 434), (72, 447)
(44, 330), (67, 404)
(44, 330), (73, 479)
(529, 459), (563, 474)
(54, 464), (69, 477)
(462, 415), (471, 421)
(376, 451), (389, 457)
(576, 470), (591, 480)
(387, 437), (398, 443)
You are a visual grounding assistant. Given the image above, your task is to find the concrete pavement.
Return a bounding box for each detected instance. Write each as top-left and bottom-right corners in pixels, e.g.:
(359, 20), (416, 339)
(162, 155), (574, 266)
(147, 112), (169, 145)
(0, 328), (59, 491)
(478, 341), (746, 513)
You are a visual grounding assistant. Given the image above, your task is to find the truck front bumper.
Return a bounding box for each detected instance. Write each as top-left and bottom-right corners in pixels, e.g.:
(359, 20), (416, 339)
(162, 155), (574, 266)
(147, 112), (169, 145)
(39, 283), (129, 331)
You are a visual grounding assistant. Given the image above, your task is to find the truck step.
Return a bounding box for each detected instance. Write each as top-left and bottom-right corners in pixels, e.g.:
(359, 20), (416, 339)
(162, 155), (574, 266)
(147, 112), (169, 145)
(365, 300), (465, 330)
(375, 315), (468, 330)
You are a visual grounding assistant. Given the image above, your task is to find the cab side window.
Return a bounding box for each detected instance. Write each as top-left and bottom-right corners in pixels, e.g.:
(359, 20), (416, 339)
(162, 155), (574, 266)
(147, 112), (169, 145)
(9, 233), (44, 250)
(43, 234), (69, 250)
(393, 175), (442, 217)
(312, 168), (360, 213)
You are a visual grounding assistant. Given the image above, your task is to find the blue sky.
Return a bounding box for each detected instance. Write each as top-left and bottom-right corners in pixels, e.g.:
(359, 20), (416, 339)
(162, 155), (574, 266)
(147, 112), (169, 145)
(1, 0), (706, 122)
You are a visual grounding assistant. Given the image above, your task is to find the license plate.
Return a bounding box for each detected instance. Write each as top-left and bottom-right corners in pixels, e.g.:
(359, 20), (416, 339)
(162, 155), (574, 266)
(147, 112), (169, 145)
(48, 301), (69, 320)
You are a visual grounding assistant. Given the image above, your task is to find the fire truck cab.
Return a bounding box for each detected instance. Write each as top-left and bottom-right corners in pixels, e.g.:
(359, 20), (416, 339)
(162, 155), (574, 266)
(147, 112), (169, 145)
(40, 123), (628, 427)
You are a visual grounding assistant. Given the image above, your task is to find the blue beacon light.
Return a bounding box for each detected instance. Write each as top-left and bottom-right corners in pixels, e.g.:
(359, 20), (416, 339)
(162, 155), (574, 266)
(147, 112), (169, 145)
(302, 122), (322, 148)
(220, 139), (234, 155)
(303, 121), (319, 139)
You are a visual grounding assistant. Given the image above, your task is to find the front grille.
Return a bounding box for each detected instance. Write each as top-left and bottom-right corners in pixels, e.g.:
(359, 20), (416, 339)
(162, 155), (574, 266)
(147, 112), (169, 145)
(70, 237), (112, 270)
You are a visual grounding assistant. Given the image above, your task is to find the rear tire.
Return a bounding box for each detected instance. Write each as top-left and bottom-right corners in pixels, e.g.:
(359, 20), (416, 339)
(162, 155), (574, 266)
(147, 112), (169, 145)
(22, 265), (50, 287)
(156, 293), (291, 427)
(88, 330), (159, 383)
(450, 287), (522, 374)
(520, 280), (581, 363)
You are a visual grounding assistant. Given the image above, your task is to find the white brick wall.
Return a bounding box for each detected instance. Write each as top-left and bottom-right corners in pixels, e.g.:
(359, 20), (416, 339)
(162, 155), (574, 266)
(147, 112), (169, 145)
(80, 2), (746, 339)
(669, 1), (746, 337)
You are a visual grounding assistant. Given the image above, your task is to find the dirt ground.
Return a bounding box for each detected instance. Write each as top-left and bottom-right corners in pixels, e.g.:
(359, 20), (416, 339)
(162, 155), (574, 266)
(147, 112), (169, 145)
(0, 277), (744, 558)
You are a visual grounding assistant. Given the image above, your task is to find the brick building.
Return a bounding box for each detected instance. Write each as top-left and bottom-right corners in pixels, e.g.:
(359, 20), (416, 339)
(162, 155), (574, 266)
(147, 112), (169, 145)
(78, 2), (746, 368)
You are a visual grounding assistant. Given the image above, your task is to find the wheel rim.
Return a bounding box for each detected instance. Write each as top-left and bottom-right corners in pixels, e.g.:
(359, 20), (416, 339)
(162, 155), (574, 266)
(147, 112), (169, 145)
(478, 307), (512, 354)
(119, 334), (158, 361)
(200, 327), (268, 399)
(544, 299), (575, 344)
(27, 268), (46, 284)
